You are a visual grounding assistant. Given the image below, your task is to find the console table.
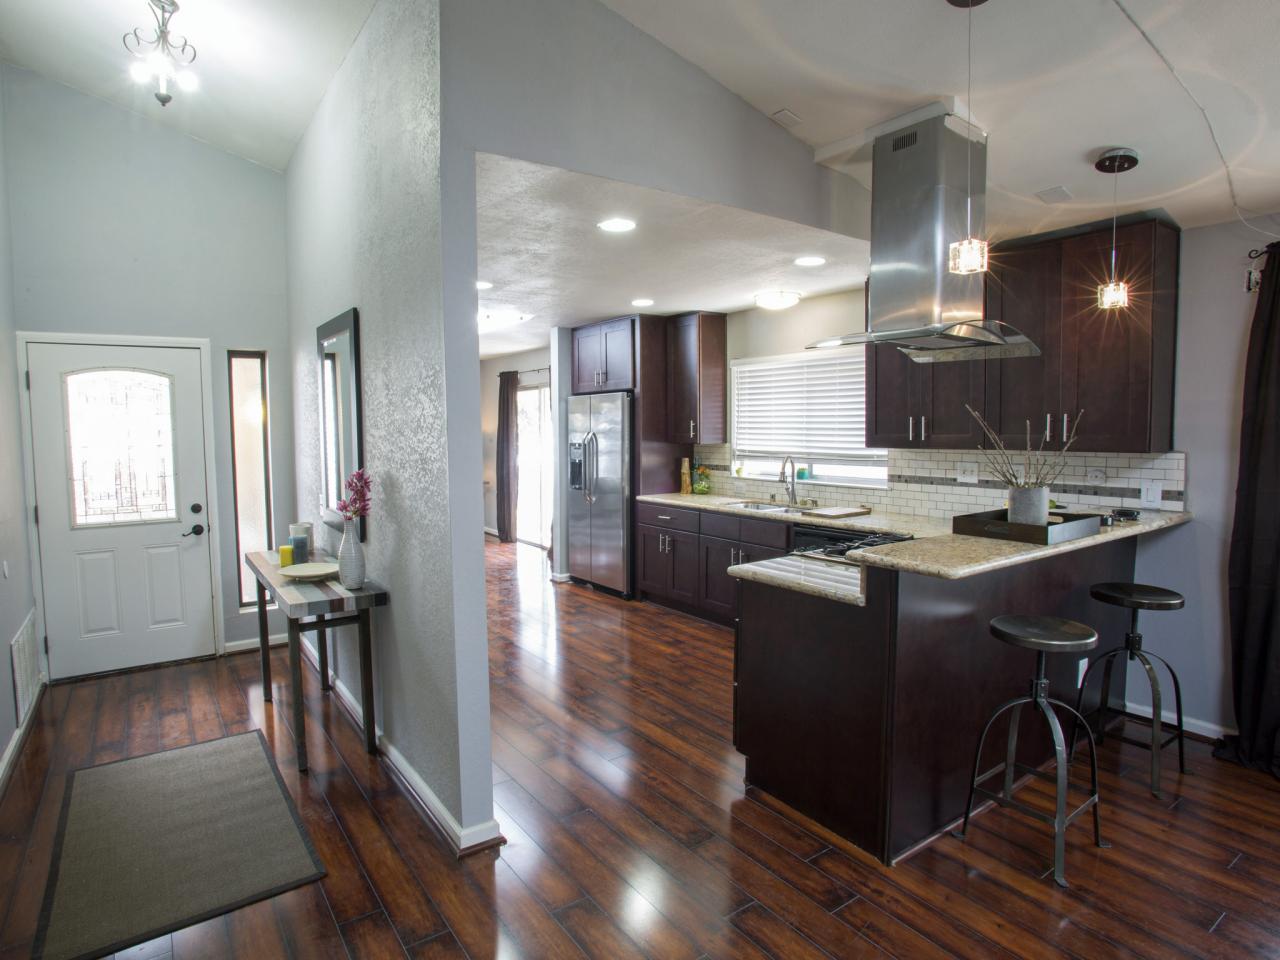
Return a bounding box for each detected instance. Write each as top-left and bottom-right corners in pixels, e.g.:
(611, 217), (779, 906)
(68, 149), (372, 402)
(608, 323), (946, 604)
(245, 551), (389, 772)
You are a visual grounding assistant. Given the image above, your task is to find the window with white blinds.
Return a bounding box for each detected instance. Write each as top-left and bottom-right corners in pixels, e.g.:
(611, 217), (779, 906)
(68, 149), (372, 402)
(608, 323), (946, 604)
(732, 348), (886, 478)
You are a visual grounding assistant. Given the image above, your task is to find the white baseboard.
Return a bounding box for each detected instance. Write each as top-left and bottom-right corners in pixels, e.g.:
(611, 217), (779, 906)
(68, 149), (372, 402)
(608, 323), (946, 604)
(550, 572), (572, 583)
(223, 633), (287, 654)
(483, 526), (499, 539)
(0, 677), (46, 798)
(1123, 698), (1235, 740)
(298, 640), (503, 855)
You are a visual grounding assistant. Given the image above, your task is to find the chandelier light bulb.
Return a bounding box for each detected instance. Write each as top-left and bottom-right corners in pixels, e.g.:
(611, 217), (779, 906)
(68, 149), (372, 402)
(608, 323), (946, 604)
(124, 0), (198, 106)
(176, 70), (199, 92)
(129, 60), (152, 83)
(1097, 281), (1129, 310)
(948, 237), (989, 275)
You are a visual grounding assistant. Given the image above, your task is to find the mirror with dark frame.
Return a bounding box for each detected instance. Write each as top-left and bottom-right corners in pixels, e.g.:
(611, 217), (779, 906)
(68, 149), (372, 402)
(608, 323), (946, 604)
(318, 308), (366, 541)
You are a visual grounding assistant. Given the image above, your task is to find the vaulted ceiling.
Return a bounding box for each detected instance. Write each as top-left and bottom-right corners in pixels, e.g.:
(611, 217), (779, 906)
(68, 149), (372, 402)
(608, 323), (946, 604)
(0, 0), (376, 170)
(597, 0), (1280, 239)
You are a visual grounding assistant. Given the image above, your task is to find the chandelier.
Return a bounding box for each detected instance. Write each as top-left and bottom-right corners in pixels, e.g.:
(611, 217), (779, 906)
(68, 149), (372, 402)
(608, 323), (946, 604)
(123, 0), (198, 106)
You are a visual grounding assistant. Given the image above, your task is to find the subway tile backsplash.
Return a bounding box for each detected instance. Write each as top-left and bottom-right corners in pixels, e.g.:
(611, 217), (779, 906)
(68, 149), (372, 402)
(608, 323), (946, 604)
(692, 444), (1186, 519)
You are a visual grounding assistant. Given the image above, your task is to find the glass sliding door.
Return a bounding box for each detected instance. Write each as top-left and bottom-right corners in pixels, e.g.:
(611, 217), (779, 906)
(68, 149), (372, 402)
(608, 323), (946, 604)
(515, 384), (553, 548)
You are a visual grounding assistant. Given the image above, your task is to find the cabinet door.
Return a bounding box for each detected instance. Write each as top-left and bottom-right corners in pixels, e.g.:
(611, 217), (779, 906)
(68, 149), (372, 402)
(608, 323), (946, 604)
(572, 324), (603, 393)
(667, 529), (701, 605)
(865, 343), (923, 448)
(636, 524), (670, 597)
(667, 314), (699, 442)
(1060, 222), (1157, 452)
(695, 314), (727, 443)
(600, 317), (635, 391)
(985, 244), (1065, 448)
(919, 360), (986, 448)
(698, 535), (739, 620)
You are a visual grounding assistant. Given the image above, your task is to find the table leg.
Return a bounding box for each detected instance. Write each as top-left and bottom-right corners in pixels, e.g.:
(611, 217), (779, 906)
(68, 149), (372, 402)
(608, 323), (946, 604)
(288, 618), (308, 773)
(359, 609), (376, 754)
(317, 622), (330, 692)
(256, 579), (272, 703)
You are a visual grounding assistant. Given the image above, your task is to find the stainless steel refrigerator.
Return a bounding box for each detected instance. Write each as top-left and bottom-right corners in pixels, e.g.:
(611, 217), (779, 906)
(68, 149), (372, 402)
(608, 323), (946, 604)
(567, 391), (632, 595)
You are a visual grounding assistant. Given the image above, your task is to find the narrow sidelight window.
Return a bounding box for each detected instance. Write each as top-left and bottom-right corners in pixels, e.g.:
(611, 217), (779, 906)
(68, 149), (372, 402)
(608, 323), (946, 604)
(228, 351), (274, 605)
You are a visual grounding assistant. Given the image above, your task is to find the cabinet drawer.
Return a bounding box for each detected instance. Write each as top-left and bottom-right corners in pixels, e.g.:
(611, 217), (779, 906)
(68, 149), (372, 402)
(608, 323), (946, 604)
(740, 518), (789, 550)
(700, 511), (741, 541)
(636, 502), (700, 532)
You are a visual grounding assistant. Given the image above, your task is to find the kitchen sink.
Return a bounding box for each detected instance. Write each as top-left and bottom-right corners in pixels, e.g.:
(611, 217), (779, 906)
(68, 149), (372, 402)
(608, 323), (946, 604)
(729, 502), (804, 515)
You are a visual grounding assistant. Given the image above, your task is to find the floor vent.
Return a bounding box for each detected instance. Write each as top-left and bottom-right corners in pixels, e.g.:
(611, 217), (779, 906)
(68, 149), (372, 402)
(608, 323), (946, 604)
(10, 613), (40, 723)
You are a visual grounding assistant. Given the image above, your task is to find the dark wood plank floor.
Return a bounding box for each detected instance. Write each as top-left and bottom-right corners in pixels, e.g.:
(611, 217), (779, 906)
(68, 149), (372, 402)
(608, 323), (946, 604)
(2, 540), (1278, 959)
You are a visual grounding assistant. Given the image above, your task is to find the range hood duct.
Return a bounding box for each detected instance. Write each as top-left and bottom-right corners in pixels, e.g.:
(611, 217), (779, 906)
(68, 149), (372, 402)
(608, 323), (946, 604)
(809, 113), (1039, 362)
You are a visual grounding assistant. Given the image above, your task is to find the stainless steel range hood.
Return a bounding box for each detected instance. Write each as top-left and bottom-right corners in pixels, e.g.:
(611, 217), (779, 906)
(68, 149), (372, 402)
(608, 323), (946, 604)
(809, 113), (1039, 362)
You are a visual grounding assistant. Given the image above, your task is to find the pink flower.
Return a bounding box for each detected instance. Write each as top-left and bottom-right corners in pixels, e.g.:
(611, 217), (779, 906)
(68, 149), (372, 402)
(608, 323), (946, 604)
(339, 470), (372, 519)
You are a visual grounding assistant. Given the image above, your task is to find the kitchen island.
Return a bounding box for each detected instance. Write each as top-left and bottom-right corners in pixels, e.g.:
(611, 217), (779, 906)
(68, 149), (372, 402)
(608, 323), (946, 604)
(725, 508), (1189, 864)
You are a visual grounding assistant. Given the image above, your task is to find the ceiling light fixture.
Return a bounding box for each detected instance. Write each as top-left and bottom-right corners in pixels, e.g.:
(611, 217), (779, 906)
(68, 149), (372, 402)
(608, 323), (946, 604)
(948, 0), (989, 275)
(475, 280), (493, 290)
(755, 290), (802, 311)
(631, 298), (654, 307)
(596, 218), (636, 233)
(1095, 147), (1139, 309)
(794, 256), (827, 267)
(123, 0), (198, 107)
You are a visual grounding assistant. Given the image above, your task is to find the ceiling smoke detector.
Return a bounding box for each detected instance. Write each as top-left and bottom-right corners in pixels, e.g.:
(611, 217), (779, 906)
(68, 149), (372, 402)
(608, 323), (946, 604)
(1035, 185), (1073, 205)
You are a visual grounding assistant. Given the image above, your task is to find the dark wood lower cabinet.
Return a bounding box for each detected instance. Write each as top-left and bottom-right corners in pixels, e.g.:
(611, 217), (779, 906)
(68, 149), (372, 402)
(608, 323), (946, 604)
(667, 529), (700, 605)
(636, 523), (700, 605)
(698, 535), (739, 621)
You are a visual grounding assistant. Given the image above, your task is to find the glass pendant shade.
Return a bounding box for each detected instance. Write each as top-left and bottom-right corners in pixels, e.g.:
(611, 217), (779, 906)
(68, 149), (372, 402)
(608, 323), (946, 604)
(1097, 281), (1129, 310)
(949, 237), (989, 275)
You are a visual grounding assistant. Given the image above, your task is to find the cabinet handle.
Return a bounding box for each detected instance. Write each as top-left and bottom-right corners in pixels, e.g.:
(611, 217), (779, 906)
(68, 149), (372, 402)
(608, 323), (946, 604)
(1045, 413), (1053, 443)
(658, 533), (666, 553)
(1062, 413), (1070, 439)
(656, 514), (672, 520)
(689, 419), (696, 440)
(908, 417), (914, 442)
(920, 416), (927, 441)
(729, 547), (737, 565)
(740, 549), (750, 563)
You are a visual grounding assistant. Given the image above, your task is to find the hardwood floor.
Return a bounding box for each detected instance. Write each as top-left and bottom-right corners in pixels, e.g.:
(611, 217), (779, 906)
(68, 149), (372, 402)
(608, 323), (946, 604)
(2, 539), (1279, 958)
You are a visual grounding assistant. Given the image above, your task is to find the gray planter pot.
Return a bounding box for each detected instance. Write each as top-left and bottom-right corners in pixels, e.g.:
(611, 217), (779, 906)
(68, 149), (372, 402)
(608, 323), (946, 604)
(1008, 486), (1050, 526)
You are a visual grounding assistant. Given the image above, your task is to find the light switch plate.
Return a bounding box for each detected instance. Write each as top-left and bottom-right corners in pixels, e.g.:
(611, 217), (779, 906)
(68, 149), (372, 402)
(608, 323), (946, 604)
(1140, 479), (1164, 508)
(956, 461), (979, 484)
(1086, 467), (1106, 485)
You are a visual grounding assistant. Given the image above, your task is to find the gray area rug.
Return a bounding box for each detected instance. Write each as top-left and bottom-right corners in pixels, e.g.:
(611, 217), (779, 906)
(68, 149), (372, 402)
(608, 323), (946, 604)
(35, 731), (325, 960)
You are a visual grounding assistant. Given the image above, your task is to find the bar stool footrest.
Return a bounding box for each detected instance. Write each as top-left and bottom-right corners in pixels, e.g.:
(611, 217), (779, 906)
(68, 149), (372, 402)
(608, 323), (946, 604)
(973, 786), (1100, 830)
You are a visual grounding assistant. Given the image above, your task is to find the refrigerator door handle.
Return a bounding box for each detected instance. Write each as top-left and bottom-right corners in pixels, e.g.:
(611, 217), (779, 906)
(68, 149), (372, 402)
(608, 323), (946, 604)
(587, 431), (600, 503)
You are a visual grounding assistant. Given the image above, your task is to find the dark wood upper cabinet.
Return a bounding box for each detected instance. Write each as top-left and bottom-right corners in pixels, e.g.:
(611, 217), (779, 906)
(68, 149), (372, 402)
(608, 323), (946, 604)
(666, 312), (726, 444)
(572, 316), (634, 393)
(868, 217), (1178, 453)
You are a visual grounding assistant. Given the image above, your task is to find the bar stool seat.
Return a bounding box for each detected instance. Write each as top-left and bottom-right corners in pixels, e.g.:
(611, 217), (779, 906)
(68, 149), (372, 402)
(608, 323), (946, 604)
(1072, 582), (1187, 796)
(1090, 582), (1185, 611)
(954, 615), (1108, 888)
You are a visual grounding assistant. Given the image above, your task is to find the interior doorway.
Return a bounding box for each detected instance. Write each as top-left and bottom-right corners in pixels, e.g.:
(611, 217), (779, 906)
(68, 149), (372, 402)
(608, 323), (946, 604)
(515, 382), (553, 548)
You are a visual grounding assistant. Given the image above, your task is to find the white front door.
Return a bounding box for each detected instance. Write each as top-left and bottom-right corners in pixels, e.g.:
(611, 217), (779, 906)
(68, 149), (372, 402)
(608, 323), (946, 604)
(27, 341), (216, 679)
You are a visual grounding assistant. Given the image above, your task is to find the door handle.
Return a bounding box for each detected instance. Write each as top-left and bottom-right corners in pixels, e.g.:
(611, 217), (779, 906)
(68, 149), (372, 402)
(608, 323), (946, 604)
(920, 416), (927, 442)
(190, 502), (203, 514)
(584, 432), (597, 503)
(182, 524), (205, 538)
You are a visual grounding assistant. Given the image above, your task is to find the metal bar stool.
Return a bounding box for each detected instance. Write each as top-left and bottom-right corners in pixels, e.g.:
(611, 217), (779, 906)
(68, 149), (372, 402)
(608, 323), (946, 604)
(1071, 582), (1186, 796)
(954, 615), (1109, 888)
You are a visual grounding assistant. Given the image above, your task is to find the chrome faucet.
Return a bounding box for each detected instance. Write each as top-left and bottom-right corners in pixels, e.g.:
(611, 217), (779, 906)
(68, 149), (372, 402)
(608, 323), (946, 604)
(779, 456), (798, 506)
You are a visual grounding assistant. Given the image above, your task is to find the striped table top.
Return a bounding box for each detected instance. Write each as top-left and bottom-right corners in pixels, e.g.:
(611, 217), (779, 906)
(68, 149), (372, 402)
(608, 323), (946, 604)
(246, 551), (389, 620)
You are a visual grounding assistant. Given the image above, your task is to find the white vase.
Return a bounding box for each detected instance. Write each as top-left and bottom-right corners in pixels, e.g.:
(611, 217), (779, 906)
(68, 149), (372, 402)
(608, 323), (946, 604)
(1008, 486), (1050, 526)
(338, 518), (366, 589)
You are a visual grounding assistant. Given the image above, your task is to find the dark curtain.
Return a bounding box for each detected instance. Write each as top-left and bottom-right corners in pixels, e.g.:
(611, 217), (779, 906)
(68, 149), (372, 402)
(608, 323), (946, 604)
(496, 371), (519, 543)
(1216, 241), (1280, 777)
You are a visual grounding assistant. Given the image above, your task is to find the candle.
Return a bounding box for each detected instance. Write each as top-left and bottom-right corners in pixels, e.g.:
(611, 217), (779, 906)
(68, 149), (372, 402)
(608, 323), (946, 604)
(289, 535), (310, 563)
(278, 544), (294, 566)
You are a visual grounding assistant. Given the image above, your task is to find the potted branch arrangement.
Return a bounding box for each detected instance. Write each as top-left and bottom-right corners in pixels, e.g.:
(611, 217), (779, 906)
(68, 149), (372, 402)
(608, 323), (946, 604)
(337, 468), (371, 589)
(966, 405), (1082, 526)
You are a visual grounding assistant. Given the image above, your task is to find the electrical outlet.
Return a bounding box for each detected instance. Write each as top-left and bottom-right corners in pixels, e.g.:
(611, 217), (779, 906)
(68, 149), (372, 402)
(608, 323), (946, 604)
(955, 461), (979, 484)
(1086, 467), (1106, 485)
(1140, 479), (1164, 508)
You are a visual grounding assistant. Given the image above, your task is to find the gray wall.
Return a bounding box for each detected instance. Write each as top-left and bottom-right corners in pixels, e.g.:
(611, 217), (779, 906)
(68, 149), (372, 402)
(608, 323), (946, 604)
(1132, 214), (1280, 735)
(726, 288), (865, 360)
(287, 0), (496, 839)
(2, 64), (294, 644)
(480, 346), (551, 532)
(0, 63), (33, 750)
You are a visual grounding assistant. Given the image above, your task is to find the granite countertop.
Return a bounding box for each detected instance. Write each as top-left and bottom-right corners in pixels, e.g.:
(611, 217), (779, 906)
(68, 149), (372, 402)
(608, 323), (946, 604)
(854, 510), (1191, 579)
(727, 554), (865, 606)
(635, 492), (950, 539)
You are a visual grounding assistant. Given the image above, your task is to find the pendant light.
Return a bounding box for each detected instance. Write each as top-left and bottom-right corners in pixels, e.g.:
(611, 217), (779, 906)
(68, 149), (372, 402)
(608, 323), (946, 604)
(948, 0), (989, 275)
(1094, 148), (1139, 309)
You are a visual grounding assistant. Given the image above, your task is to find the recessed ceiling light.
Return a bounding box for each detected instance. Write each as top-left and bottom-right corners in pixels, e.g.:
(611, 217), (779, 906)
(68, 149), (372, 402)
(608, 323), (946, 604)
(475, 280), (493, 290)
(631, 298), (654, 307)
(755, 290), (802, 311)
(597, 217), (636, 233)
(794, 256), (826, 267)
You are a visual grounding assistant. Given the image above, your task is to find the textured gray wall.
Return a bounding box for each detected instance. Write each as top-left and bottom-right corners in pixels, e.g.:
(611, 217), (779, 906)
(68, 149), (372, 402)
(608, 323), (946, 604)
(0, 64), (33, 750)
(1132, 215), (1280, 735)
(286, 0), (497, 832)
(2, 65), (294, 644)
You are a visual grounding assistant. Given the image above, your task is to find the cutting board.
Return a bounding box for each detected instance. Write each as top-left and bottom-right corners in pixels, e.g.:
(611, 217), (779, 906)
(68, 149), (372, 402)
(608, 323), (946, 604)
(803, 506), (872, 519)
